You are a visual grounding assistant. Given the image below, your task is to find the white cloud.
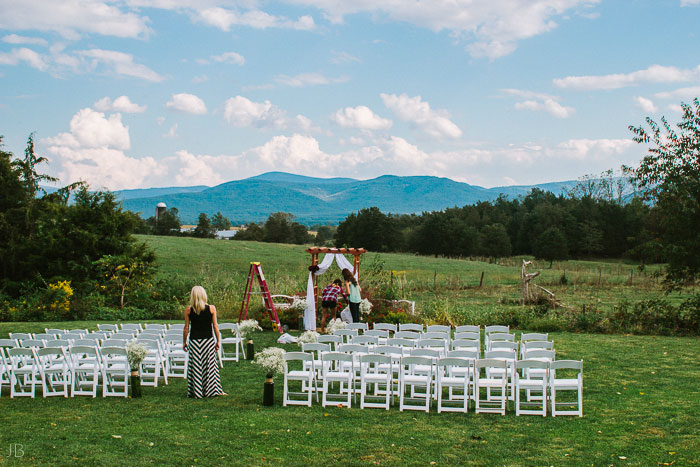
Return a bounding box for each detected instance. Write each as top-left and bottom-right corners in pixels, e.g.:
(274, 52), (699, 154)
(43, 108), (161, 190)
(681, 0), (700, 6)
(170, 150), (224, 185)
(285, 0), (600, 59)
(633, 96), (657, 113)
(165, 93), (208, 114)
(164, 124), (178, 138)
(2, 34), (48, 47)
(654, 86), (700, 100)
(94, 96), (147, 113)
(667, 104), (684, 113)
(554, 138), (636, 160)
(330, 50), (361, 64)
(274, 72), (349, 87)
(223, 96), (287, 128)
(0, 0), (151, 40)
(0, 47), (48, 71)
(192, 74), (209, 83)
(198, 7), (315, 31)
(211, 51), (245, 65)
(554, 64), (700, 90)
(331, 106), (392, 130)
(504, 88), (574, 118)
(381, 93), (462, 139)
(78, 49), (165, 82)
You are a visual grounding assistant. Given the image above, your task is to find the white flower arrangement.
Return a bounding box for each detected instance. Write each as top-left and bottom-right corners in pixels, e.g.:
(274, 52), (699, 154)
(290, 296), (308, 312)
(126, 341), (148, 371)
(238, 319), (263, 341)
(360, 298), (373, 315)
(297, 330), (319, 346)
(326, 318), (346, 334)
(253, 347), (286, 377)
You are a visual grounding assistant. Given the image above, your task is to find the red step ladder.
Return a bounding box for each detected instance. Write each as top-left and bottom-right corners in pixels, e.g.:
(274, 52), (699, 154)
(238, 262), (282, 333)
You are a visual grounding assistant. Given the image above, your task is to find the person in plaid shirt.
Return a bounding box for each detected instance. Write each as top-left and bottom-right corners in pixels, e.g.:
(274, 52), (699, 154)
(319, 279), (344, 333)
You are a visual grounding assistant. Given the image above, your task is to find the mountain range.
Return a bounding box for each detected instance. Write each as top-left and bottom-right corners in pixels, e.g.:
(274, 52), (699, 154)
(117, 172), (580, 225)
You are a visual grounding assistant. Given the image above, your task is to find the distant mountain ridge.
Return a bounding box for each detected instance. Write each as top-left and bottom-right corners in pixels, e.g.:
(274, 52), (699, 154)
(118, 172), (580, 225)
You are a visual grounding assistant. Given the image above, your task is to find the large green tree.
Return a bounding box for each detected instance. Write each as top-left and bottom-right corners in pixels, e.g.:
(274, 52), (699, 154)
(630, 98), (700, 286)
(0, 135), (154, 296)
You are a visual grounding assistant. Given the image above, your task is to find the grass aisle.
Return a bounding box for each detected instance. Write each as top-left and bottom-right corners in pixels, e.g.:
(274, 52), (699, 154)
(1, 323), (698, 466)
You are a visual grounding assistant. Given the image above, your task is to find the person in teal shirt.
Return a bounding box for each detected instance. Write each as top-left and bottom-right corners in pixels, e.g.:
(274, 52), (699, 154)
(342, 268), (362, 323)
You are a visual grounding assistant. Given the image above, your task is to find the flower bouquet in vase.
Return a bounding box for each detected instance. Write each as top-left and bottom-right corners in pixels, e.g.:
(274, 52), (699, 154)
(126, 341), (148, 398)
(238, 319), (262, 360)
(252, 347), (286, 406)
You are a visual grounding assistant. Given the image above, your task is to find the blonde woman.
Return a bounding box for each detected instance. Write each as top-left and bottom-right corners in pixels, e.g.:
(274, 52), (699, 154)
(183, 286), (225, 397)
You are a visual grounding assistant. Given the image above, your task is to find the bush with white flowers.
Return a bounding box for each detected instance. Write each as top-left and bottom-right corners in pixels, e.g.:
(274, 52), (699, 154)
(290, 296), (308, 312)
(326, 318), (346, 334)
(297, 330), (319, 346)
(360, 298), (373, 315)
(238, 319), (262, 340)
(126, 341), (148, 371)
(253, 347), (286, 377)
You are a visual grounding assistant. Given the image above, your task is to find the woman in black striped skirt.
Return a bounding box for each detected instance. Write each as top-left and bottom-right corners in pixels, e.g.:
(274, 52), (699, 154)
(183, 286), (225, 397)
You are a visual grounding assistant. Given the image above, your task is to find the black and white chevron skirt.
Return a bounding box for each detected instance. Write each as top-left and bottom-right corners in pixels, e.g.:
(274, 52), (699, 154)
(187, 337), (224, 398)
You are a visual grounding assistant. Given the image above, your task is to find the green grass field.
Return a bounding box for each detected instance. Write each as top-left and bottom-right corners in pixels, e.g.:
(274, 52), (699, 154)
(1, 236), (698, 465)
(0, 323), (698, 466)
(137, 235), (687, 320)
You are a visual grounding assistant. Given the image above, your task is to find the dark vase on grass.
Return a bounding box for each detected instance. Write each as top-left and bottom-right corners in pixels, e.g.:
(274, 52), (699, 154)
(130, 370), (142, 398)
(246, 339), (254, 360)
(263, 373), (274, 406)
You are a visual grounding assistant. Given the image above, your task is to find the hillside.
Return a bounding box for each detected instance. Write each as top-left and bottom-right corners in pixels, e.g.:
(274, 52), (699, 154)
(119, 172), (579, 224)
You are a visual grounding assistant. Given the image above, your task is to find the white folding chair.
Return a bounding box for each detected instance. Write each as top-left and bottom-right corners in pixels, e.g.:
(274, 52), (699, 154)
(321, 352), (354, 408)
(454, 331), (480, 341)
(219, 323), (245, 362)
(318, 335), (342, 352)
(168, 323), (185, 331)
(386, 338), (416, 356)
(121, 323), (143, 334)
(97, 324), (119, 334)
(520, 332), (549, 343)
(394, 331), (420, 340)
(0, 339), (14, 396)
(474, 358), (507, 415)
(19, 339), (45, 349)
(45, 328), (66, 338)
(145, 323), (167, 335)
(398, 323), (424, 333)
(486, 332), (515, 351)
(451, 338), (481, 356)
(515, 360), (548, 416)
(164, 336), (188, 378)
(352, 335), (379, 348)
(521, 340), (554, 359)
(302, 343), (330, 389)
(7, 347), (40, 398)
(455, 325), (480, 334)
(359, 354), (392, 410)
(373, 323), (396, 334)
(9, 333), (33, 346)
(364, 329), (389, 345)
(446, 349), (479, 402)
(426, 325), (451, 334)
(138, 339), (167, 387)
(69, 346), (100, 397)
(550, 360), (583, 417)
(398, 356), (433, 412)
(346, 323), (368, 333)
(484, 350), (517, 401)
(101, 347), (130, 397)
(36, 347), (70, 398)
(283, 352), (317, 407)
(484, 325), (509, 349)
(436, 357), (470, 413)
(333, 329), (358, 344)
(34, 333), (56, 343)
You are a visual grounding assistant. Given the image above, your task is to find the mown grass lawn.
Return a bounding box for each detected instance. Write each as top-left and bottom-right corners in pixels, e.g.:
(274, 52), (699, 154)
(1, 322), (698, 466)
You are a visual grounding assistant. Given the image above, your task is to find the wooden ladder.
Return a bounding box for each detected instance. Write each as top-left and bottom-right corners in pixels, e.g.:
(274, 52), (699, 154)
(238, 262), (283, 333)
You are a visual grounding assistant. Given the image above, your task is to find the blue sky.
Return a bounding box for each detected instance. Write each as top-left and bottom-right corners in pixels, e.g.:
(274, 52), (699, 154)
(1, 0), (699, 190)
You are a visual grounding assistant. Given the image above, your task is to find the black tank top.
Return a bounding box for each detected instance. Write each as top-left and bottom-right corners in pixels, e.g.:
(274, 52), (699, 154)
(189, 304), (213, 340)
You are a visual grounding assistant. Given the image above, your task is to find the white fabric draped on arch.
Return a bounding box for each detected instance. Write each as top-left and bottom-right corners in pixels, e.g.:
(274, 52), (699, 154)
(304, 254), (357, 331)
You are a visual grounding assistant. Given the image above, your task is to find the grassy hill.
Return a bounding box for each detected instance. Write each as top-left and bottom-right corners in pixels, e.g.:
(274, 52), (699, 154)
(120, 172), (579, 224)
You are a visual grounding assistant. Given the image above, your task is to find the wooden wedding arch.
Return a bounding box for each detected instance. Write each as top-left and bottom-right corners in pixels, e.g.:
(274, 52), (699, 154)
(306, 247), (366, 308)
